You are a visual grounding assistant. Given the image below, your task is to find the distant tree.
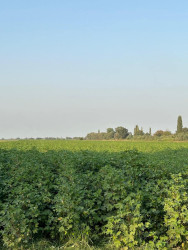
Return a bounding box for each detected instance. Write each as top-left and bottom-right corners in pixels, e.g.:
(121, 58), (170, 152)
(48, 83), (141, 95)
(154, 130), (164, 137)
(134, 125), (139, 136)
(149, 128), (152, 135)
(182, 127), (188, 133)
(126, 132), (133, 139)
(107, 128), (114, 133)
(134, 125), (144, 136)
(177, 115), (183, 133)
(145, 133), (151, 136)
(106, 128), (115, 139)
(114, 126), (129, 139)
(98, 132), (107, 140)
(163, 130), (172, 136)
(86, 132), (107, 140)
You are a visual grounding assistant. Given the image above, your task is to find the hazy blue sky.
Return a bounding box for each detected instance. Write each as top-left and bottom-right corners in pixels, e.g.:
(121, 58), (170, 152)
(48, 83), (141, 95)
(0, 0), (188, 138)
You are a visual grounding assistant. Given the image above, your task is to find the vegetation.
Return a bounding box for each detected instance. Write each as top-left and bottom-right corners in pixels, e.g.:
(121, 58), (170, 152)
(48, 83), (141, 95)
(177, 116), (183, 134)
(134, 125), (144, 136)
(0, 140), (188, 249)
(85, 116), (188, 141)
(86, 127), (129, 140)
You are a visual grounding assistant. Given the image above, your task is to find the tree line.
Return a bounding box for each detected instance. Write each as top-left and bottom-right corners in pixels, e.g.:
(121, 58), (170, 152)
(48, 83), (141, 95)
(2, 116), (187, 141)
(85, 115), (188, 141)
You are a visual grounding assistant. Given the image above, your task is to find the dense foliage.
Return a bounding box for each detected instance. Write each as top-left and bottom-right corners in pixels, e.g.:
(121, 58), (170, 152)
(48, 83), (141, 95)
(86, 127), (129, 140)
(0, 140), (188, 249)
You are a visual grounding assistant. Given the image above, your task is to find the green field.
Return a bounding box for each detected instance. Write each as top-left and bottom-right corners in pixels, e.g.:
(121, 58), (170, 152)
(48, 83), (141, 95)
(1, 139), (188, 152)
(1, 140), (188, 249)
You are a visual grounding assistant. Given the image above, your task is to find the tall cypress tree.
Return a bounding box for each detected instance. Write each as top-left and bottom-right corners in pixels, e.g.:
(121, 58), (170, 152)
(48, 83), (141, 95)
(177, 115), (183, 133)
(134, 125), (139, 136)
(149, 128), (152, 135)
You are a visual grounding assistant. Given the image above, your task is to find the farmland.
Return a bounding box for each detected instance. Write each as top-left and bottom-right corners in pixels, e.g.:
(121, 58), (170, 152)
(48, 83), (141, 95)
(1, 140), (188, 249)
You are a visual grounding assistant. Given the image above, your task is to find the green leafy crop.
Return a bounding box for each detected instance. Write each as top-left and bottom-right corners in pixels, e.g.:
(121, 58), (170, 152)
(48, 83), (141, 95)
(0, 140), (188, 249)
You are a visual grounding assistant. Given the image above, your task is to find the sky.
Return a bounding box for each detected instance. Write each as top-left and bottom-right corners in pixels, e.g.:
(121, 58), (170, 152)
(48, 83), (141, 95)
(0, 0), (188, 138)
